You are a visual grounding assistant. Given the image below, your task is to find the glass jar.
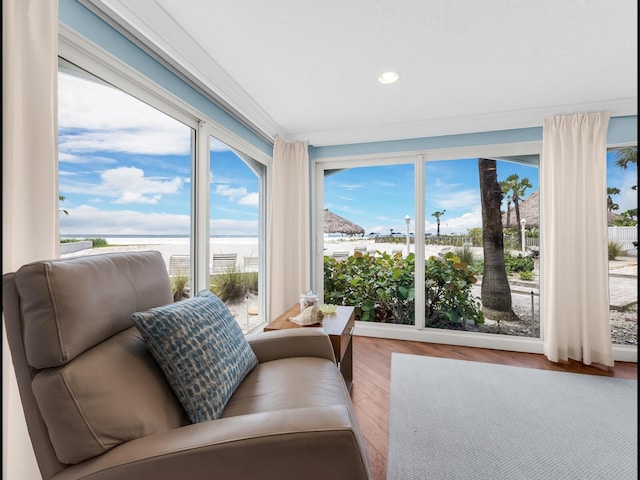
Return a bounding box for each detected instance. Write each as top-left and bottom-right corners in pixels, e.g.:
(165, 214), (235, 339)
(300, 291), (319, 311)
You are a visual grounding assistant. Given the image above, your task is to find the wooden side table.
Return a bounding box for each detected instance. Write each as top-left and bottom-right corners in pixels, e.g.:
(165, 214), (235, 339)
(264, 304), (355, 390)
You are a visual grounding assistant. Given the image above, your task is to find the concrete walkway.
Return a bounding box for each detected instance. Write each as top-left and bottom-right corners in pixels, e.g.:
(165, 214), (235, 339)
(608, 256), (637, 310)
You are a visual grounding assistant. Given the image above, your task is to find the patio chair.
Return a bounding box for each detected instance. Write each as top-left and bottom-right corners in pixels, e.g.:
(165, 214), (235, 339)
(243, 256), (259, 272)
(332, 251), (350, 261)
(168, 254), (190, 277)
(366, 245), (379, 255)
(353, 245), (367, 255)
(211, 252), (237, 274)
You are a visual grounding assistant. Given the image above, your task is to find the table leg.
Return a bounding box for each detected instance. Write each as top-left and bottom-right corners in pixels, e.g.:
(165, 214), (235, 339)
(340, 334), (353, 391)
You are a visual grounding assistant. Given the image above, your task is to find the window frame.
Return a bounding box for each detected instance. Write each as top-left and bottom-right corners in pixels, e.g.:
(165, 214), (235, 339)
(58, 25), (270, 320)
(314, 141), (547, 353)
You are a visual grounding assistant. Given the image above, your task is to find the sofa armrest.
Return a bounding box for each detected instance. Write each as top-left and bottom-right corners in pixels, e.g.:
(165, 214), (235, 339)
(52, 406), (370, 480)
(246, 328), (336, 364)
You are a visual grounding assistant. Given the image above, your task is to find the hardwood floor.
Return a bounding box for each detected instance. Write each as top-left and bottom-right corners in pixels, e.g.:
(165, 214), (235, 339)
(349, 335), (637, 480)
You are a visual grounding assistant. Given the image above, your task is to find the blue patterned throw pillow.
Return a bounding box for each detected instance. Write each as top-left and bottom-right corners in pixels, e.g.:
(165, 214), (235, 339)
(132, 290), (258, 423)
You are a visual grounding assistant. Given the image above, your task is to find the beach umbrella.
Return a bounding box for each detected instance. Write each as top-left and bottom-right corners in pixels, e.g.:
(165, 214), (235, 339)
(323, 208), (365, 236)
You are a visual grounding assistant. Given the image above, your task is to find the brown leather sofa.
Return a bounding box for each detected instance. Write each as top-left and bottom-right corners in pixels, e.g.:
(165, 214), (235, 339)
(3, 251), (371, 480)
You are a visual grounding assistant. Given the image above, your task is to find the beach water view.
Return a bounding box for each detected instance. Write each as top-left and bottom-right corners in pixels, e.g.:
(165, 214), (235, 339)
(61, 236), (261, 271)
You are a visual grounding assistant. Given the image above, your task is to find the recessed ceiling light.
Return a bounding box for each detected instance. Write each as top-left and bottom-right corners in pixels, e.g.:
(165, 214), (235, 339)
(378, 71), (400, 84)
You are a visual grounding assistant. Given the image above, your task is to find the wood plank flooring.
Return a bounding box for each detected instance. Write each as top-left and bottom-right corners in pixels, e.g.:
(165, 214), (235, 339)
(349, 335), (637, 480)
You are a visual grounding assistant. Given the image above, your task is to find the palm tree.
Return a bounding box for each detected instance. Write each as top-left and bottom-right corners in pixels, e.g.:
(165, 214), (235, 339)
(431, 210), (445, 237)
(478, 158), (514, 316)
(614, 146), (637, 191)
(499, 174), (532, 247)
(502, 191), (513, 229)
(615, 146), (637, 170)
(607, 187), (620, 212)
(59, 195), (69, 216)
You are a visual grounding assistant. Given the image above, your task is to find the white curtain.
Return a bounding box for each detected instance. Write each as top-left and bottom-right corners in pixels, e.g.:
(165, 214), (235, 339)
(3, 0), (59, 478)
(541, 112), (613, 366)
(267, 136), (311, 320)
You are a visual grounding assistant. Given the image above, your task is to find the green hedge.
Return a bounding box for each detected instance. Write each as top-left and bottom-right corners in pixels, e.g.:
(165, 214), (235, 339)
(323, 251), (484, 327)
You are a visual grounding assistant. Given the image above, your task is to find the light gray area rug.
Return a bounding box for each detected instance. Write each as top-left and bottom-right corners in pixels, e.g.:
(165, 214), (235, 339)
(388, 353), (637, 480)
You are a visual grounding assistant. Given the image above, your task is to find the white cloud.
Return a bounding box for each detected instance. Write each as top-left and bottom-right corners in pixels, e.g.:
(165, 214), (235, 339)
(215, 184), (258, 207)
(338, 183), (363, 190)
(59, 205), (191, 235)
(215, 184), (248, 199)
(60, 167), (183, 204)
(425, 206), (483, 235)
(210, 137), (232, 152)
(430, 189), (479, 210)
(238, 192), (259, 206)
(59, 205), (259, 236)
(101, 167), (183, 204)
(59, 151), (118, 165)
(59, 129), (191, 156)
(59, 73), (192, 156)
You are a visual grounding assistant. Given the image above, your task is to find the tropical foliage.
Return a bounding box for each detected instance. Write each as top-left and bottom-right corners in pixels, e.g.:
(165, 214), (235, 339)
(210, 269), (258, 302)
(323, 250), (484, 327)
(499, 173), (532, 247)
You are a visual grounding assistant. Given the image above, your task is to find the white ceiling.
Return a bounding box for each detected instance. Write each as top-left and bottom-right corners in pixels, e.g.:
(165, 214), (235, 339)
(87, 0), (637, 146)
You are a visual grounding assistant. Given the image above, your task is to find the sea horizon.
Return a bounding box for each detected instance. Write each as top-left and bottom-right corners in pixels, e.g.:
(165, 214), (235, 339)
(60, 234), (258, 239)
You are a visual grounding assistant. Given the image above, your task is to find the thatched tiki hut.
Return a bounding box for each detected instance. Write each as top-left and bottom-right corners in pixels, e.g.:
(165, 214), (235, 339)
(503, 190), (539, 229)
(323, 208), (365, 236)
(502, 189), (623, 229)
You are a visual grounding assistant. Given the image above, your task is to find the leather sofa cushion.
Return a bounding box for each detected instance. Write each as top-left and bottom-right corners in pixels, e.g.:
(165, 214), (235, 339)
(32, 327), (189, 464)
(16, 251), (172, 369)
(222, 357), (351, 418)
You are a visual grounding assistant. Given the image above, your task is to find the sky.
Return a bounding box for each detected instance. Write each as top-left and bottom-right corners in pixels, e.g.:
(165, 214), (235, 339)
(58, 71), (637, 238)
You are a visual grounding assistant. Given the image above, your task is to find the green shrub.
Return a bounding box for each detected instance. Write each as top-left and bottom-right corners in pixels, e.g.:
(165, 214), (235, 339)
(60, 238), (108, 247)
(210, 270), (257, 302)
(90, 238), (108, 247)
(171, 275), (190, 302)
(466, 228), (483, 246)
(323, 250), (484, 327)
(504, 252), (534, 274)
(519, 270), (534, 281)
(608, 241), (623, 260)
(453, 245), (475, 265)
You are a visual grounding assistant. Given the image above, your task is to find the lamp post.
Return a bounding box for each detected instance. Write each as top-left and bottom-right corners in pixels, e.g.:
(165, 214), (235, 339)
(520, 218), (527, 253)
(405, 215), (411, 255)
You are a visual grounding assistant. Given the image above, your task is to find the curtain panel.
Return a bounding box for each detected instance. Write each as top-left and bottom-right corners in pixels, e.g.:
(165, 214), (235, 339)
(267, 136), (311, 319)
(541, 112), (613, 366)
(3, 1), (59, 479)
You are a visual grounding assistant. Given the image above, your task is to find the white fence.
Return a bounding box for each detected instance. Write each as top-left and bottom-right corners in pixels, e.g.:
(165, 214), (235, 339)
(608, 226), (638, 251)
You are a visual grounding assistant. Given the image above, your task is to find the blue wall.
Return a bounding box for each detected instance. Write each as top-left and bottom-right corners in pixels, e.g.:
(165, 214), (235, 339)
(310, 116), (637, 159)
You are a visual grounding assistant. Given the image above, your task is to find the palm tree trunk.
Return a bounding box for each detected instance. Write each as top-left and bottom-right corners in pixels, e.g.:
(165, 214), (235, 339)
(514, 200), (522, 248)
(478, 158), (513, 314)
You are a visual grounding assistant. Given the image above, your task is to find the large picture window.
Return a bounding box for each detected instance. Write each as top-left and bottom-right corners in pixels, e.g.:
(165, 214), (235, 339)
(317, 145), (638, 351)
(57, 59), (268, 332)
